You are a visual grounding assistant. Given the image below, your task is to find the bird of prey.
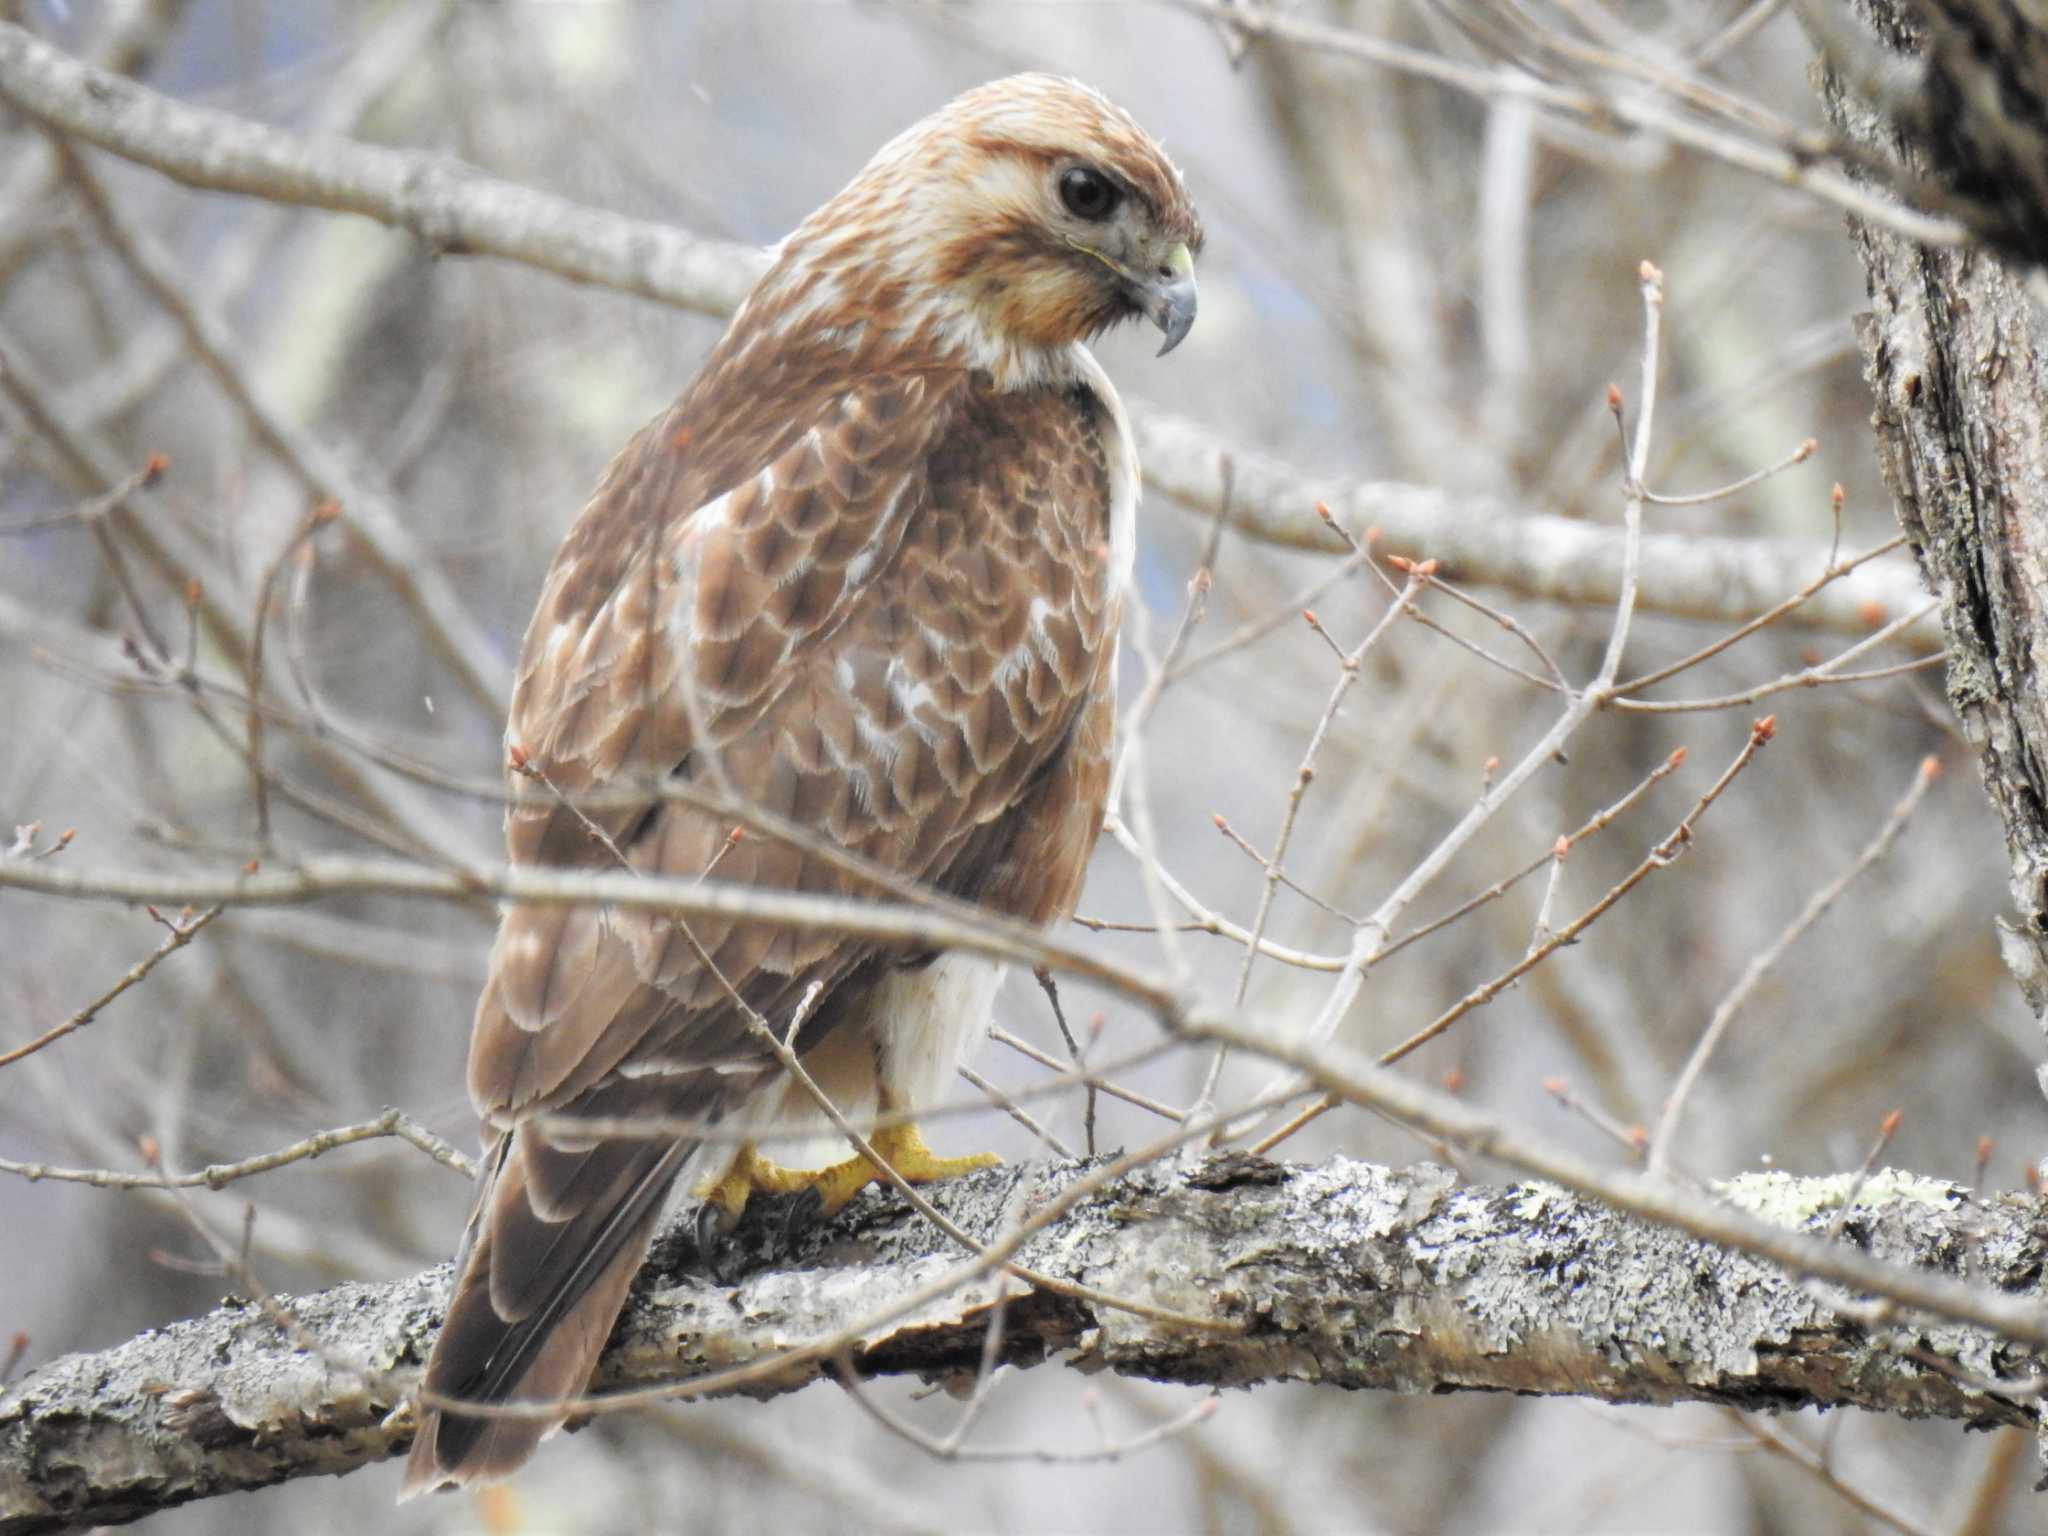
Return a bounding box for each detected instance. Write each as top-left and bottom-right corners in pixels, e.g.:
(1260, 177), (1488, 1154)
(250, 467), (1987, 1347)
(402, 73), (1201, 1494)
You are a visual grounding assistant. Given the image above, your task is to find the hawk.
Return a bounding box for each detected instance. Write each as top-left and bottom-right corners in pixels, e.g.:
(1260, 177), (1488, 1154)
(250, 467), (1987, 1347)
(402, 73), (1201, 1494)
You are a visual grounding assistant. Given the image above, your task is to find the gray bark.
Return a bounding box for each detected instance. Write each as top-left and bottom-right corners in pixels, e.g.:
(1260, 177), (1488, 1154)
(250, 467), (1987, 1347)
(3, 1154), (2042, 1533)
(1825, 2), (2048, 1027)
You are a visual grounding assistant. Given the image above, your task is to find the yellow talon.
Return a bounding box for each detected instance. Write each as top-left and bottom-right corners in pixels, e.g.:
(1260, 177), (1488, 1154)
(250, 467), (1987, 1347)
(693, 1124), (999, 1225)
(856, 1122), (1000, 1203)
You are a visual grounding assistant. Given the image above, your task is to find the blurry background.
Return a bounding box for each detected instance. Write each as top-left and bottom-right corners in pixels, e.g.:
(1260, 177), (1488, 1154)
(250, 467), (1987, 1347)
(0, 1), (2035, 1531)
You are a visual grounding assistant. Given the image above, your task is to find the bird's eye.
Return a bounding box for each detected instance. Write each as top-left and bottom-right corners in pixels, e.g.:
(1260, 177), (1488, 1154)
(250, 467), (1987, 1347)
(1058, 166), (1121, 223)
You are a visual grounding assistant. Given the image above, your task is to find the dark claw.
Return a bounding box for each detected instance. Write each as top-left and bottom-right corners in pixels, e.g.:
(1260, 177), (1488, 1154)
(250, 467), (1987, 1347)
(782, 1185), (824, 1241)
(692, 1200), (728, 1262)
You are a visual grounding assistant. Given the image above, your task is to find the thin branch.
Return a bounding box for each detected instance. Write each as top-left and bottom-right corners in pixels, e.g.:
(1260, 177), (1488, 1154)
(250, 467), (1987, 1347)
(988, 1027), (1188, 1125)
(0, 902), (222, 1071)
(0, 21), (759, 316)
(1168, 544), (1377, 683)
(1609, 534), (1909, 698)
(1250, 718), (1773, 1157)
(534, 1038), (1185, 1147)
(1611, 602), (1941, 713)
(1212, 814), (1362, 926)
(0, 1108), (475, 1190)
(833, 1355), (1218, 1464)
(1730, 1411), (1936, 1536)
(1542, 1077), (1649, 1162)
(1166, 0), (1965, 248)
(0, 21), (1934, 642)
(241, 503), (336, 850)
(1380, 744), (1686, 962)
(1640, 436), (1818, 506)
(1647, 755), (1940, 1175)
(1375, 714), (1773, 1072)
(958, 1065), (1076, 1161)
(1405, 565), (1570, 690)
(0, 854), (1180, 1011)
(47, 135), (511, 713)
(1204, 567), (1425, 1119)
(1234, 263), (1664, 1140)
(0, 451), (165, 536)
(1107, 462), (1233, 987)
(1032, 967), (1096, 1156)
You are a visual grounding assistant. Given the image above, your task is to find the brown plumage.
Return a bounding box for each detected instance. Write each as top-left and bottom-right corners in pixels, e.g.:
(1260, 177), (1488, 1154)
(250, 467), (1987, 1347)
(402, 74), (1201, 1496)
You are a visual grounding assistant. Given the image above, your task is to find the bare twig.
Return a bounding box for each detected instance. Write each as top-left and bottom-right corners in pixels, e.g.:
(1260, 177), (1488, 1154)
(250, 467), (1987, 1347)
(988, 1027), (1188, 1125)
(1542, 1077), (1649, 1162)
(1612, 612), (1942, 713)
(0, 1108), (475, 1189)
(47, 136), (511, 713)
(0, 903), (222, 1070)
(1232, 262), (1666, 1144)
(1376, 714), (1773, 1072)
(1169, 543), (1377, 683)
(0, 855), (1179, 1010)
(537, 1037), (1184, 1147)
(1200, 566), (1425, 1122)
(0, 451), (165, 536)
(1165, 0), (1964, 248)
(958, 1065), (1076, 1161)
(1031, 967), (1096, 1156)
(1608, 535), (1909, 698)
(1823, 1110), (1907, 1244)
(833, 1354), (1219, 1464)
(0, 23), (1934, 642)
(1729, 1410), (1935, 1536)
(1378, 745), (1687, 962)
(242, 502), (337, 850)
(1250, 717), (1775, 1157)
(1640, 436), (1817, 506)
(1647, 755), (1939, 1176)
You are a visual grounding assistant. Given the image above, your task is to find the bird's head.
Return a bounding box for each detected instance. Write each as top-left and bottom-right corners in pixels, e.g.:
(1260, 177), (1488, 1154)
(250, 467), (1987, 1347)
(768, 74), (1204, 384)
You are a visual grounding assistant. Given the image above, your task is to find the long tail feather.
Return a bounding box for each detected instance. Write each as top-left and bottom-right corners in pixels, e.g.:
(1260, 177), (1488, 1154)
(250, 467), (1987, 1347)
(400, 1132), (691, 1498)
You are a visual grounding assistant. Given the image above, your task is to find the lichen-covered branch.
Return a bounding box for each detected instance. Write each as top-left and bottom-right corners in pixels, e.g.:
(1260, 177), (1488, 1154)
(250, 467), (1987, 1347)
(4, 1154), (2041, 1532)
(0, 20), (1930, 643)
(1821, 3), (2048, 1025)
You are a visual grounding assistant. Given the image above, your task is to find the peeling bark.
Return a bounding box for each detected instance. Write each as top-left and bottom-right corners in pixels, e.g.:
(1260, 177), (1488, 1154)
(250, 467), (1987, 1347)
(3, 1155), (2042, 1532)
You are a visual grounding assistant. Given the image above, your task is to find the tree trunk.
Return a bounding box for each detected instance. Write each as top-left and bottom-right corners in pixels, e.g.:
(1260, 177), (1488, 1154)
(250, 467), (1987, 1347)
(1827, 0), (2048, 1049)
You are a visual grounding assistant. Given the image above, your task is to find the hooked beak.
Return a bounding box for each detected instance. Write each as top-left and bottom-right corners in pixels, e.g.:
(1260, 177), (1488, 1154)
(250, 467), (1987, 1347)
(1128, 241), (1198, 356)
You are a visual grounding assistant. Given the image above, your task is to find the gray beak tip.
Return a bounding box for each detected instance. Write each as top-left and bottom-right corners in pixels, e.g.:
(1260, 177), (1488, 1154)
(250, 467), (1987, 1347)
(1149, 282), (1198, 357)
(1130, 239), (1198, 359)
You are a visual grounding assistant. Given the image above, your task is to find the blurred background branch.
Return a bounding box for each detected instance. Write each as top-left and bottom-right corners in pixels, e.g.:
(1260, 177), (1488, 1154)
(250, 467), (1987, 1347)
(0, 18), (1933, 640)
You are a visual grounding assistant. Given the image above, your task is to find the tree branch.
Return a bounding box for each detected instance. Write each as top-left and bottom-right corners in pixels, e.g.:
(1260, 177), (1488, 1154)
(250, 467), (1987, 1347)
(3, 1153), (2039, 1532)
(0, 853), (1168, 1007)
(12, 846), (2048, 1353)
(0, 20), (1931, 643)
